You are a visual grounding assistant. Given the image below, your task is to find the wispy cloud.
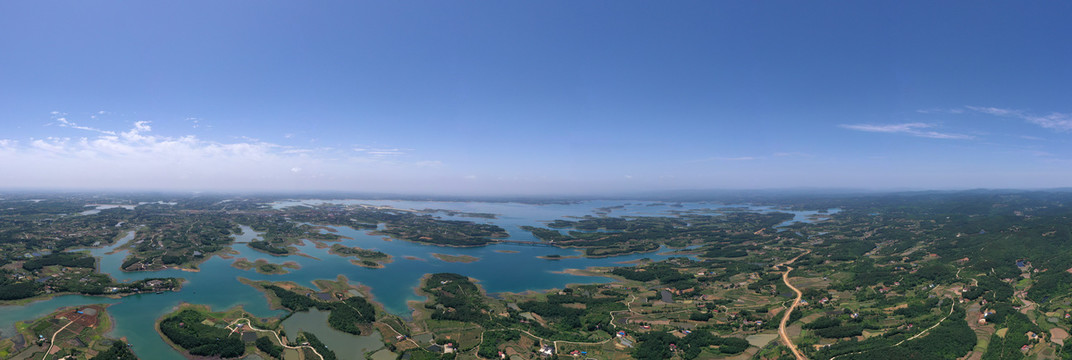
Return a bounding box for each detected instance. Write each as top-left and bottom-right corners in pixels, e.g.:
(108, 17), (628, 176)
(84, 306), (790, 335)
(690, 156), (758, 163)
(186, 117), (205, 129)
(0, 139), (18, 157)
(839, 122), (974, 140)
(1027, 114), (1072, 131)
(916, 108), (964, 114)
(773, 151), (813, 158)
(966, 106), (1020, 117)
(354, 147), (409, 157)
(1, 115), (438, 191)
(692, 152), (814, 163)
(54, 117), (117, 135)
(1024, 150), (1054, 158)
(967, 106), (1072, 131)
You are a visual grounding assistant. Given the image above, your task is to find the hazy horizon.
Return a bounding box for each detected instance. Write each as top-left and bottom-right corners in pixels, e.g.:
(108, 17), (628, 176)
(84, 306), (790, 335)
(1, 186), (1068, 200)
(3, 2), (1070, 194)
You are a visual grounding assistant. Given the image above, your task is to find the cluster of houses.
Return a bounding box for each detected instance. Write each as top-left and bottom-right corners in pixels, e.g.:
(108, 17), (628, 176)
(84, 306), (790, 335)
(977, 308), (996, 325)
(490, 343), (562, 360)
(1021, 331), (1043, 353)
(426, 342), (457, 354)
(539, 344), (554, 357)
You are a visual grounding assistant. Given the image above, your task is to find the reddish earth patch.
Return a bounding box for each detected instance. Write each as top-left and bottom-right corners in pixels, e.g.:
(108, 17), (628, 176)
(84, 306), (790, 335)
(57, 306), (102, 328)
(1051, 328), (1069, 346)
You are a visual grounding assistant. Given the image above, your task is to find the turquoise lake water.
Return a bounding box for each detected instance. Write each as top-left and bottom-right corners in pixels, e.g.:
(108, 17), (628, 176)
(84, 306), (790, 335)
(0, 200), (836, 359)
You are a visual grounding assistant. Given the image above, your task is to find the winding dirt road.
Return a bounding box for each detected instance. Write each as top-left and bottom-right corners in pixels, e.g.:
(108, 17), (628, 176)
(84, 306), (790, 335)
(776, 250), (810, 360)
(778, 266), (807, 360)
(44, 320), (74, 360)
(229, 318), (325, 360)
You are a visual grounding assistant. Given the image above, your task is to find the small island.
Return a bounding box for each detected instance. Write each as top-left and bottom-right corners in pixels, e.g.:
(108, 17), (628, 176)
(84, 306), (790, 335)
(431, 253), (481, 263)
(231, 258), (301, 275)
(328, 244), (393, 268)
(417, 208), (499, 219)
(536, 254), (581, 260)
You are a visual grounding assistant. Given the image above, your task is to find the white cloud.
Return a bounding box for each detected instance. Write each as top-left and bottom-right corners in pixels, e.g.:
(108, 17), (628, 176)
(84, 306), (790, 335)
(132, 121), (152, 132)
(967, 106), (1072, 131)
(354, 147), (409, 157)
(0, 120), (438, 192)
(839, 122), (974, 140)
(1024, 113), (1072, 131)
(916, 108), (964, 114)
(54, 117), (117, 135)
(281, 148), (314, 154)
(0, 139), (16, 157)
(31, 137), (71, 153)
(368, 150), (405, 156)
(966, 106), (1020, 117)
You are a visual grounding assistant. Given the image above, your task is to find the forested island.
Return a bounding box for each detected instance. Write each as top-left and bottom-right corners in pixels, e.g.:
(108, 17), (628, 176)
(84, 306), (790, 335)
(329, 243), (394, 268)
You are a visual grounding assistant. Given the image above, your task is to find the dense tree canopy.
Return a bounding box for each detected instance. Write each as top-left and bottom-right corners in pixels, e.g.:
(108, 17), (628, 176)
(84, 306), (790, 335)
(159, 309), (245, 358)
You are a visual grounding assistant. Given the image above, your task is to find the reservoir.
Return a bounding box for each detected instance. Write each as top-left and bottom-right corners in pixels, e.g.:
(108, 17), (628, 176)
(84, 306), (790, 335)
(0, 200), (835, 359)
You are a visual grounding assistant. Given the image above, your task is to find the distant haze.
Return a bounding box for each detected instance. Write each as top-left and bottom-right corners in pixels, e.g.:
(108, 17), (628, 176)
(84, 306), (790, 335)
(2, 2), (1071, 195)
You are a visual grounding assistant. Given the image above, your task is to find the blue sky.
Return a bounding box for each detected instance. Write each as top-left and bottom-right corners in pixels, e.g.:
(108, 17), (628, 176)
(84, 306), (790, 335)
(1, 1), (1071, 195)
